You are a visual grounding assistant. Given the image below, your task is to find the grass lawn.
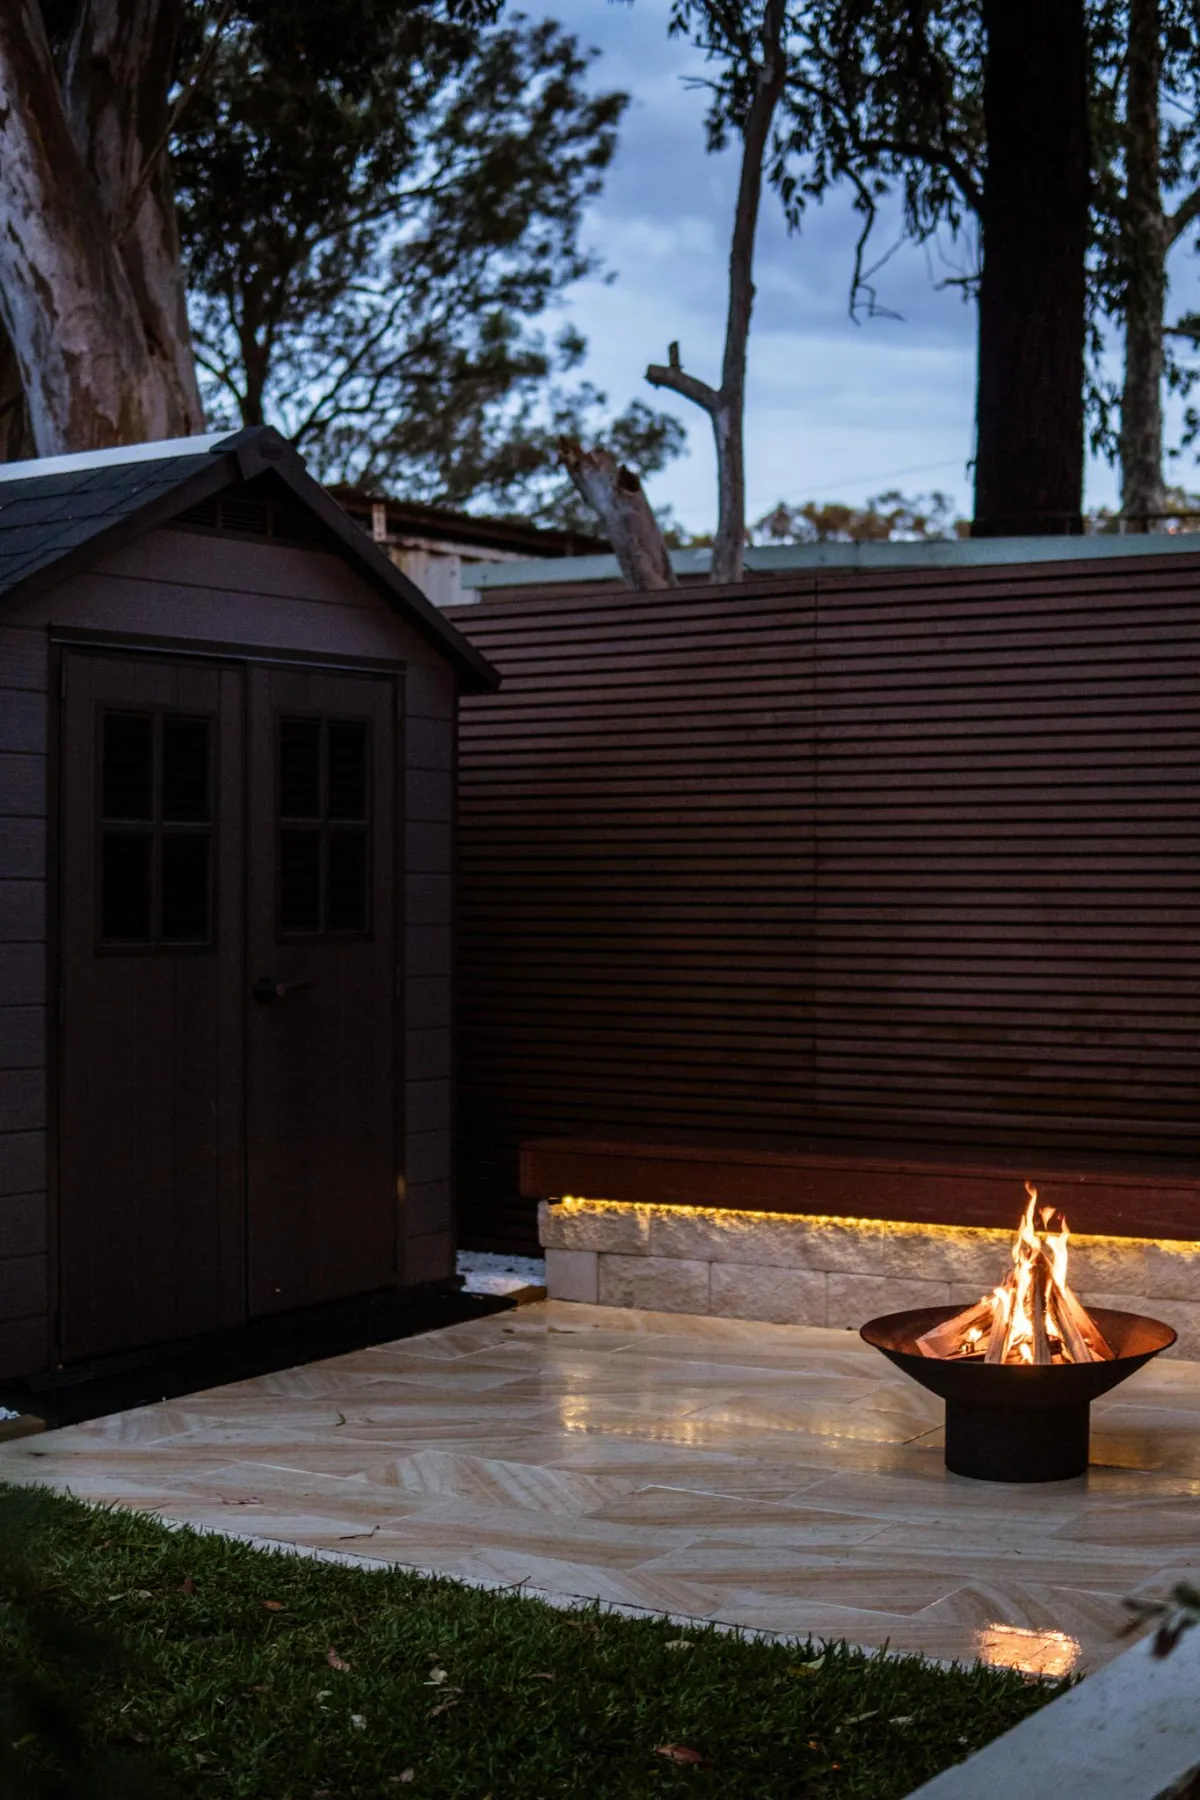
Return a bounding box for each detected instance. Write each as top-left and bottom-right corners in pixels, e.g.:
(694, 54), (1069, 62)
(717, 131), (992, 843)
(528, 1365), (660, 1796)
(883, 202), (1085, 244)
(0, 1483), (1068, 1800)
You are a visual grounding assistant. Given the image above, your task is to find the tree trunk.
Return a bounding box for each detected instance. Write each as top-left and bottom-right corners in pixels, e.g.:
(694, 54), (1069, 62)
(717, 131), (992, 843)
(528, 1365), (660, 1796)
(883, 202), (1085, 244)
(0, 2), (203, 457)
(647, 0), (786, 582)
(559, 442), (677, 590)
(971, 0), (1090, 536)
(0, 322), (34, 462)
(1119, 0), (1166, 531)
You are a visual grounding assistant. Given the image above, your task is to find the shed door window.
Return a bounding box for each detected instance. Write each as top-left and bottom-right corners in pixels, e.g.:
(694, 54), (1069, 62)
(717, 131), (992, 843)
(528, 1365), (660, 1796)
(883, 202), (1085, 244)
(277, 717), (371, 939)
(99, 710), (213, 946)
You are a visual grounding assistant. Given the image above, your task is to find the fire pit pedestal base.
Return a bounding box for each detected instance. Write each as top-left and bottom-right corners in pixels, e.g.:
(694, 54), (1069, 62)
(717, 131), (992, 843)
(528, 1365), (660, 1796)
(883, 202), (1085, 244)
(944, 1397), (1090, 1483)
(862, 1304), (1178, 1484)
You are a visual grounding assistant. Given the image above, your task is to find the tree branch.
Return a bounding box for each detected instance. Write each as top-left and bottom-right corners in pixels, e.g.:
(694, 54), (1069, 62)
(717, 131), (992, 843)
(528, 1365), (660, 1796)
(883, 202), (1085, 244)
(559, 439), (675, 590)
(117, 0), (238, 241)
(1166, 180), (1200, 248)
(645, 340), (719, 413)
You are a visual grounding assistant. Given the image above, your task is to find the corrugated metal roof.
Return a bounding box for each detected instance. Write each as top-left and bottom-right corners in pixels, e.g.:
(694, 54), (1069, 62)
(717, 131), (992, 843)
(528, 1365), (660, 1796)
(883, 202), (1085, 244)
(461, 530), (1200, 594)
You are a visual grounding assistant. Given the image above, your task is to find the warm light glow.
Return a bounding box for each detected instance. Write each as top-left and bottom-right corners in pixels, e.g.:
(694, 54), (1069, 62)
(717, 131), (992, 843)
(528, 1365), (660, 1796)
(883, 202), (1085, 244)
(916, 1183), (1114, 1366)
(974, 1624), (1082, 1678)
(552, 1195), (1189, 1257)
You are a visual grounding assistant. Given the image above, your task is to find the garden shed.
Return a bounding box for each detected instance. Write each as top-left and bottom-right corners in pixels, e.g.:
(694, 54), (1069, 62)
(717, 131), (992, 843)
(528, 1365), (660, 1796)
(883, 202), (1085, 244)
(0, 426), (497, 1381)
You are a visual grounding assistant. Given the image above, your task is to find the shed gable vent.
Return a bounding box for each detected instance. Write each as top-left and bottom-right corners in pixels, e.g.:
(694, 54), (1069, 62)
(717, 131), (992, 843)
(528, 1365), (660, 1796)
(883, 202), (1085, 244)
(173, 488), (323, 545)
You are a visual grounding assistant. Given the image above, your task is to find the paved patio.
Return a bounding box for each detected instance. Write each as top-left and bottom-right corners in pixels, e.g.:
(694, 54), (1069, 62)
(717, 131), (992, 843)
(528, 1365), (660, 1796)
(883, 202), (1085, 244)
(2, 1299), (1198, 1676)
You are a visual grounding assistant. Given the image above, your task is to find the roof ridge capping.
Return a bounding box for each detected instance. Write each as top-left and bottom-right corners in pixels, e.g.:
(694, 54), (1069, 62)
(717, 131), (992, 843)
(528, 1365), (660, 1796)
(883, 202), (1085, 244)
(0, 429), (244, 485)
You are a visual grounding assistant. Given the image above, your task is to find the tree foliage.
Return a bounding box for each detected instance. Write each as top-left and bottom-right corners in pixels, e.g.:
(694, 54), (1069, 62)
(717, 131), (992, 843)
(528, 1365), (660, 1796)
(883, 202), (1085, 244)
(174, 2), (683, 518)
(751, 488), (965, 541)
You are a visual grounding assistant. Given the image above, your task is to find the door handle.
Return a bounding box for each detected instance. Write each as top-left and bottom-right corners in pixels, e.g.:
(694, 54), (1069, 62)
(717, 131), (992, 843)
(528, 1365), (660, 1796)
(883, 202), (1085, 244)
(253, 977), (313, 1004)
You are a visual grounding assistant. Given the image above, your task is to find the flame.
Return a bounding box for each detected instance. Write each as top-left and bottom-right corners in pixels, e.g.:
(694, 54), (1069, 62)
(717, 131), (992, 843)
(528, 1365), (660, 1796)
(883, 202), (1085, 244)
(916, 1182), (1114, 1366)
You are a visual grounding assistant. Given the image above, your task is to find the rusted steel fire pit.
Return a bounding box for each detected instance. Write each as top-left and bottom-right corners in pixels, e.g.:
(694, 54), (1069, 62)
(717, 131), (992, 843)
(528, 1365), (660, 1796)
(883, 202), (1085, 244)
(861, 1303), (1176, 1481)
(861, 1184), (1177, 1481)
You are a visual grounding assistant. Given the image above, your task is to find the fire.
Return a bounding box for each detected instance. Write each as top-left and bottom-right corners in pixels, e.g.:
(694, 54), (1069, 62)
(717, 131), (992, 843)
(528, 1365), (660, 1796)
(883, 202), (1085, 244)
(916, 1182), (1114, 1366)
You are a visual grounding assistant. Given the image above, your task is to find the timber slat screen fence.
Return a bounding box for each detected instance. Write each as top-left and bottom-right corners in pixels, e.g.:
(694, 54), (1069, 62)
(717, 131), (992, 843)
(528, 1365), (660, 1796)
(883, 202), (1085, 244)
(445, 557), (1200, 1254)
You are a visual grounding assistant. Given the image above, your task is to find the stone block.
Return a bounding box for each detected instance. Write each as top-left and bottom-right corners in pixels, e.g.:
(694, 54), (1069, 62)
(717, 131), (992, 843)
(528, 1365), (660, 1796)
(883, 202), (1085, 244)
(539, 1200), (650, 1255)
(881, 1224), (1009, 1287)
(709, 1261), (828, 1327)
(544, 1247), (598, 1305)
(827, 1273), (951, 1330)
(648, 1205), (884, 1272)
(1077, 1291), (1200, 1361)
(1069, 1237), (1150, 1296)
(1143, 1241), (1200, 1302)
(597, 1253), (709, 1315)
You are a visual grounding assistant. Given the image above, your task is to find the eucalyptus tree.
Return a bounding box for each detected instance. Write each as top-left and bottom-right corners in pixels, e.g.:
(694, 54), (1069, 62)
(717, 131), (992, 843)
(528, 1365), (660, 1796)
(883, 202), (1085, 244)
(173, 6), (683, 513)
(645, 0), (788, 583)
(0, 0), (499, 458)
(1092, 0), (1200, 528)
(784, 0), (1091, 537)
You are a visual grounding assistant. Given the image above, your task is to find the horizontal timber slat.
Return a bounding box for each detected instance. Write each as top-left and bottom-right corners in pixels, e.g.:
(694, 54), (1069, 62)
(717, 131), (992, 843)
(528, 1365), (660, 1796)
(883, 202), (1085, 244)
(446, 556), (1200, 1253)
(519, 1139), (1200, 1241)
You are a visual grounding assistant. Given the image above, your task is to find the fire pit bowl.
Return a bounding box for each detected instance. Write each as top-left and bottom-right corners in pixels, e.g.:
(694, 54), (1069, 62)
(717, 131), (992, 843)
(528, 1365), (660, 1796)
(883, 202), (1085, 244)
(861, 1305), (1177, 1482)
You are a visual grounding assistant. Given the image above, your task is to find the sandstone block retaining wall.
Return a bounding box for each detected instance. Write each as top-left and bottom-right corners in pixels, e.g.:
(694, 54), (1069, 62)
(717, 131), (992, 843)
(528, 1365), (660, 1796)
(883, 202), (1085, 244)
(539, 1198), (1200, 1358)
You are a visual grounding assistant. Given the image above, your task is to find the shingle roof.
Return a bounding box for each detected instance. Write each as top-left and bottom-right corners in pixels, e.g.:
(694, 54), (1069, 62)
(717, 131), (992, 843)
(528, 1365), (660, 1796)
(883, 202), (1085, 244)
(0, 449), (225, 601)
(0, 428), (499, 691)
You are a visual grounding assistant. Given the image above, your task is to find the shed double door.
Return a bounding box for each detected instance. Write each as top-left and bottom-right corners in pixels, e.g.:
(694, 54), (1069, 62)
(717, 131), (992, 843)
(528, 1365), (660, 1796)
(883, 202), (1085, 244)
(58, 650), (397, 1361)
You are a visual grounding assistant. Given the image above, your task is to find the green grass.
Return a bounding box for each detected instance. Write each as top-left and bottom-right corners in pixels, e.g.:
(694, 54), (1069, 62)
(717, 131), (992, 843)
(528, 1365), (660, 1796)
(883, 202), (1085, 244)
(0, 1483), (1068, 1800)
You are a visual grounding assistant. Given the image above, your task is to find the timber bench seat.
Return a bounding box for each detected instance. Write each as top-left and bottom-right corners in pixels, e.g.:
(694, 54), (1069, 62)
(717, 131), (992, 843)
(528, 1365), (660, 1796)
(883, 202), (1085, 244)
(520, 1137), (1200, 1243)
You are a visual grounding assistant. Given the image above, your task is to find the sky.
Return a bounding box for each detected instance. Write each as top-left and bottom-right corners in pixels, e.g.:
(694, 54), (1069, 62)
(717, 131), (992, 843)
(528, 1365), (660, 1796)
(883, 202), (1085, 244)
(525, 0), (1165, 538)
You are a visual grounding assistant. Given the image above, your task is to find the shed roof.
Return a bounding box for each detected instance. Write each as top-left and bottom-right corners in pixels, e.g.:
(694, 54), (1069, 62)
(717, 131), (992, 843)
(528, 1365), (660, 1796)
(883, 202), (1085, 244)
(0, 427), (499, 691)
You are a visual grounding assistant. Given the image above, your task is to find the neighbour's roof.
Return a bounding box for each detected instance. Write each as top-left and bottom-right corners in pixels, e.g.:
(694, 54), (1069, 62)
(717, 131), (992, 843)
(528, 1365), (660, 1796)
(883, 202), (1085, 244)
(461, 530), (1200, 595)
(0, 428), (499, 691)
(329, 486), (607, 559)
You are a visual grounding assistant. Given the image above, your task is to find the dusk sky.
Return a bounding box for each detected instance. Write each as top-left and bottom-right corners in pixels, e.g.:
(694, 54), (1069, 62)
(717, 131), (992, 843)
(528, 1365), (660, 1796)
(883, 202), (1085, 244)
(535, 1), (1161, 536)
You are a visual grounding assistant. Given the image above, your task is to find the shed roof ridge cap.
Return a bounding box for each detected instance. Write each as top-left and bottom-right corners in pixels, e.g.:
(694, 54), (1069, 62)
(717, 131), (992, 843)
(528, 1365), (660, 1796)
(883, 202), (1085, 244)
(0, 430), (242, 486)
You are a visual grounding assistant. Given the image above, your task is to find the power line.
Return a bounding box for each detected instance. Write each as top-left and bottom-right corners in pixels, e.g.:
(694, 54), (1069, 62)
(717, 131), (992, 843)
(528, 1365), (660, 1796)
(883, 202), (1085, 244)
(798, 456), (967, 499)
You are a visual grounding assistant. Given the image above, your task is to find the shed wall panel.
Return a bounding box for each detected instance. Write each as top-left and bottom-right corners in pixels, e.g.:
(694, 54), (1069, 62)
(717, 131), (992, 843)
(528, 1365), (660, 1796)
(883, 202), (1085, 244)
(447, 556), (1200, 1252)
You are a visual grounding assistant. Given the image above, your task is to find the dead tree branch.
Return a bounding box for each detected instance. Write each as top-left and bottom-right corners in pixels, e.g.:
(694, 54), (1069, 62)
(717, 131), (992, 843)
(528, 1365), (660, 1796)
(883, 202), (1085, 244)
(647, 0), (786, 585)
(559, 441), (676, 591)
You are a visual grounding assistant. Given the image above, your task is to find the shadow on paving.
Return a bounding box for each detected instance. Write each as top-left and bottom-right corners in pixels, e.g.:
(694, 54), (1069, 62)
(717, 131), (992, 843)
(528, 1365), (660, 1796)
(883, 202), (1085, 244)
(0, 1285), (513, 1430)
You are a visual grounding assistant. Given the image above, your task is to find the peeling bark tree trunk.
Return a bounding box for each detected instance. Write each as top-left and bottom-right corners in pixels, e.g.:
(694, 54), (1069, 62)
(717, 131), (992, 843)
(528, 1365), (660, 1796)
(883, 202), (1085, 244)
(646, 0), (786, 584)
(1119, 0), (1166, 530)
(972, 0), (1090, 536)
(0, 1), (204, 457)
(0, 322), (34, 462)
(560, 442), (677, 591)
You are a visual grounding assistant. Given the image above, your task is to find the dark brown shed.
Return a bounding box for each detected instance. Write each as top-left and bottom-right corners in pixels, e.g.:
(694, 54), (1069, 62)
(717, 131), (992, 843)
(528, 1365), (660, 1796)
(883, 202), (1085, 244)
(0, 426), (497, 1380)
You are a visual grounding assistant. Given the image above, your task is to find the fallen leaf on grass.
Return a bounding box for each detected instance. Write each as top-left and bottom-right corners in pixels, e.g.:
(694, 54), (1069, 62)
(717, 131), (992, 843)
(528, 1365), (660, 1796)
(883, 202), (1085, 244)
(178, 1577), (196, 1597)
(890, 1715), (914, 1726)
(529, 1672), (555, 1681)
(393, 1771), (415, 1785)
(327, 1649), (352, 1672)
(428, 1699), (459, 1719)
(350, 1714), (366, 1730)
(788, 1656), (824, 1676)
(263, 1600), (285, 1612)
(843, 1710), (879, 1726)
(664, 1639), (694, 1651)
(424, 1667), (448, 1686)
(654, 1745), (707, 1766)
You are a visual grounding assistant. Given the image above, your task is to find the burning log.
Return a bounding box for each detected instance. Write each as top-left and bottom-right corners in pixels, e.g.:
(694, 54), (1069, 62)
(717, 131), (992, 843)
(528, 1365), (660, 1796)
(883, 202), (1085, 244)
(914, 1183), (1114, 1367)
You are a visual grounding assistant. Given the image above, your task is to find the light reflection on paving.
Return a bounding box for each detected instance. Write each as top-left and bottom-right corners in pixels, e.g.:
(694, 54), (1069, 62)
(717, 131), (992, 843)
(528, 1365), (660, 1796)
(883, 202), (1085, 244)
(2, 1299), (1199, 1674)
